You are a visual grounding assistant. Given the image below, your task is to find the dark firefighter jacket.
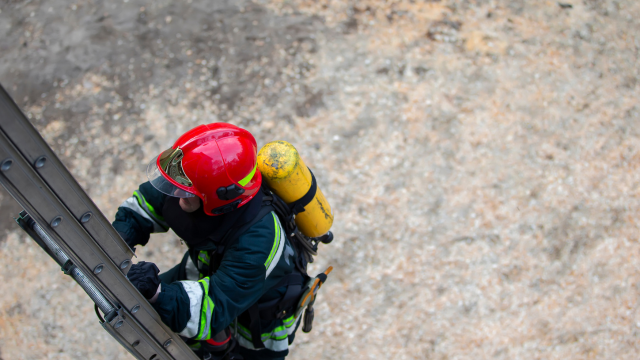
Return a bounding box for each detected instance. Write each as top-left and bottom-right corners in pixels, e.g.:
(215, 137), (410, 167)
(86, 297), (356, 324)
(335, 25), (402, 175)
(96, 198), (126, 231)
(112, 182), (300, 352)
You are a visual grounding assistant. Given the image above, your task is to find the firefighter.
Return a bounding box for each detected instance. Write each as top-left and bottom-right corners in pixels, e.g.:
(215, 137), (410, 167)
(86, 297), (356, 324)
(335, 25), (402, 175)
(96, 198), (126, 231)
(113, 123), (305, 360)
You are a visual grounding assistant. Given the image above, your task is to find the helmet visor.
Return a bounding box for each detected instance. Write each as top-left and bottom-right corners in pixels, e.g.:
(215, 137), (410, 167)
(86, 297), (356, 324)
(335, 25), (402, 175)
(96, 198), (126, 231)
(146, 156), (195, 198)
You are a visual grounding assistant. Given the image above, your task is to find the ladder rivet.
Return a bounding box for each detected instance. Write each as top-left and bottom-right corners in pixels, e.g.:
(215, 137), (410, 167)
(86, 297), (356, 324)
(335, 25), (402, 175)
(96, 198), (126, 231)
(34, 156), (47, 169)
(50, 216), (63, 228)
(80, 211), (92, 223)
(0, 159), (12, 171)
(94, 264), (104, 274)
(114, 320), (124, 329)
(132, 340), (140, 347)
(163, 339), (172, 347)
(120, 259), (131, 269)
(131, 304), (140, 314)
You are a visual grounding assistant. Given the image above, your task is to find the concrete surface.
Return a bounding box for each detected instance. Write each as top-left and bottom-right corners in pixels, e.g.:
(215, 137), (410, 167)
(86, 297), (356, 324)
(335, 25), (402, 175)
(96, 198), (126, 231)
(1, 0), (639, 359)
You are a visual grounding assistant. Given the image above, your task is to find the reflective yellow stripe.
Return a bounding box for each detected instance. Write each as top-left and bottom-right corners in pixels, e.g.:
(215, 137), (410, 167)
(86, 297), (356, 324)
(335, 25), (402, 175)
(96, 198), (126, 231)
(265, 213), (280, 268)
(283, 315), (296, 328)
(198, 250), (210, 266)
(238, 163), (257, 187)
(196, 278), (214, 340)
(237, 322), (288, 341)
(133, 190), (165, 222)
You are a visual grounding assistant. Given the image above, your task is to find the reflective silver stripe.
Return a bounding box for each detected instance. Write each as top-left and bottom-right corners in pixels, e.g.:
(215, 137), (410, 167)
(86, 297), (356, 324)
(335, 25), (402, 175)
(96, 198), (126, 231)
(238, 325), (288, 341)
(185, 255), (199, 281)
(236, 332), (289, 352)
(234, 320), (293, 352)
(265, 214), (285, 278)
(133, 190), (170, 229)
(120, 197), (166, 233)
(177, 281), (204, 339)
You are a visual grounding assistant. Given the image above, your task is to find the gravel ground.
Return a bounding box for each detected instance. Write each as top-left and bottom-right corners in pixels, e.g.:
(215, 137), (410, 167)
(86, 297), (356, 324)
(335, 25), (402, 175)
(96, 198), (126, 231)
(1, 0), (639, 359)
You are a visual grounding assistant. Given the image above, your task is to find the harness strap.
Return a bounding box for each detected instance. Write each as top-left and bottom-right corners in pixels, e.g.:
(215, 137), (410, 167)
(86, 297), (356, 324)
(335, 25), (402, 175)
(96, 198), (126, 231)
(247, 303), (264, 349)
(262, 273), (305, 315)
(277, 281), (302, 314)
(244, 273), (307, 349)
(208, 199), (276, 275)
(193, 186), (314, 350)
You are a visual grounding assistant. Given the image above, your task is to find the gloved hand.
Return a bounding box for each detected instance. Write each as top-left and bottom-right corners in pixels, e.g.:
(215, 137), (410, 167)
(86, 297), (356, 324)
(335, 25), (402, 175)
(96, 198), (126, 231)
(116, 230), (138, 252)
(127, 261), (161, 300)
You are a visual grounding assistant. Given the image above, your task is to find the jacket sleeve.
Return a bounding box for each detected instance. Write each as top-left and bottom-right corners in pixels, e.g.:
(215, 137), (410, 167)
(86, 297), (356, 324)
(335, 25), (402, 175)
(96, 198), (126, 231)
(112, 181), (169, 248)
(152, 211), (286, 340)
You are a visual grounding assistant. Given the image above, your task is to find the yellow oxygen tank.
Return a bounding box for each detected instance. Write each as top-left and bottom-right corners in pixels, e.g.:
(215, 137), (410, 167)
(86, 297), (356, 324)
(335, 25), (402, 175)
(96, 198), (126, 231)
(257, 141), (333, 238)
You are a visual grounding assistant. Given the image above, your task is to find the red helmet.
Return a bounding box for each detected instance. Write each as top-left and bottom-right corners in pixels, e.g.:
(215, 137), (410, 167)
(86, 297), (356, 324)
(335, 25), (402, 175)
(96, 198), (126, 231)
(147, 123), (262, 215)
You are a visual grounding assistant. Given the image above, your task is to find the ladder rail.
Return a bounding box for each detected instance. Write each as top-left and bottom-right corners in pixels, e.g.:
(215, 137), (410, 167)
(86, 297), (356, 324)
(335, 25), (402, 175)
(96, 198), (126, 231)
(16, 211), (147, 360)
(0, 84), (199, 360)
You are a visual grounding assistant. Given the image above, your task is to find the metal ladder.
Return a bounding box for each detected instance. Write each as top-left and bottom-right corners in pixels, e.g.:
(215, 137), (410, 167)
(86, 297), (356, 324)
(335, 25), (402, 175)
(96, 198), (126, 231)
(0, 84), (199, 360)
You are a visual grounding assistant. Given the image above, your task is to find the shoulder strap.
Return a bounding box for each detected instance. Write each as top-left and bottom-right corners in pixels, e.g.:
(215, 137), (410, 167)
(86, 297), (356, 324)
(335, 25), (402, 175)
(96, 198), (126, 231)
(209, 189), (275, 273)
(263, 190), (312, 276)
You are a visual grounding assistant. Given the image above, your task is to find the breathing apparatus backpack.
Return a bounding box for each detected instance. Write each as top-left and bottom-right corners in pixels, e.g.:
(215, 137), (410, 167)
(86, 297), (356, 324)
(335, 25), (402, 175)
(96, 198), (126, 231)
(198, 141), (334, 355)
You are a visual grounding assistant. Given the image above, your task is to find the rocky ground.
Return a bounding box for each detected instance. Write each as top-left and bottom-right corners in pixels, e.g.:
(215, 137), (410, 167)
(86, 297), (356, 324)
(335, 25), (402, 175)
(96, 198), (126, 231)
(1, 0), (639, 359)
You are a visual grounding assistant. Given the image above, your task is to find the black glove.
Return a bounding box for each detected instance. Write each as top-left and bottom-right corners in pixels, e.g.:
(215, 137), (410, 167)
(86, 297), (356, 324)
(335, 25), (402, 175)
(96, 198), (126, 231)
(127, 261), (161, 299)
(116, 230), (138, 252)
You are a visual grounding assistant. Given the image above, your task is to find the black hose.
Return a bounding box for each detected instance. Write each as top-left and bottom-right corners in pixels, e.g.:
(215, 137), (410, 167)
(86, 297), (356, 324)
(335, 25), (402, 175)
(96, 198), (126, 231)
(95, 304), (105, 323)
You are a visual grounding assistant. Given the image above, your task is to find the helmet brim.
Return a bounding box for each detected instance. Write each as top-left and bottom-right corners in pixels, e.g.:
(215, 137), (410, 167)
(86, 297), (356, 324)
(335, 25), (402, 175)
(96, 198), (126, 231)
(146, 156), (196, 198)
